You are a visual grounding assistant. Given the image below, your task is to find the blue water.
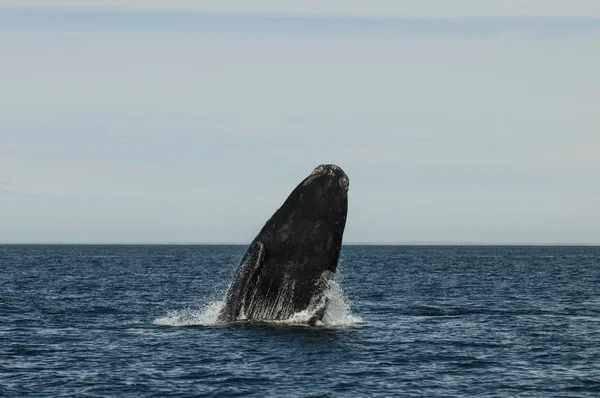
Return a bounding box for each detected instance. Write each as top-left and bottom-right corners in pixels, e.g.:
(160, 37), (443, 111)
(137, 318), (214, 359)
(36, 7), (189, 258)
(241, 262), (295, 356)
(1, 245), (599, 397)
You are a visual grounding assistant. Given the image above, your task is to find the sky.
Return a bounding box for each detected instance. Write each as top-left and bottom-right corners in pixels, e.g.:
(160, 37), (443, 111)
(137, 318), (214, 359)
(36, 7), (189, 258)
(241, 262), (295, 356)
(1, 2), (599, 244)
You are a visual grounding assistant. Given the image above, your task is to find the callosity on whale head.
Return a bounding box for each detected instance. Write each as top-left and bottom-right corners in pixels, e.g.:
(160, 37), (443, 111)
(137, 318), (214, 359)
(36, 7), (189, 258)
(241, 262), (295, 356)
(218, 164), (349, 323)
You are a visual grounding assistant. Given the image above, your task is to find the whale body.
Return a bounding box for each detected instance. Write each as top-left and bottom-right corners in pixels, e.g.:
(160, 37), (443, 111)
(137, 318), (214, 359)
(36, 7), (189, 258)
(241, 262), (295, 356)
(217, 164), (349, 324)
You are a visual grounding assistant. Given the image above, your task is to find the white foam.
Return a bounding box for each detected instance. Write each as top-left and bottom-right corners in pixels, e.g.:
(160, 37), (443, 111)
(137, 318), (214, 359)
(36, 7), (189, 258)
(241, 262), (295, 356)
(152, 300), (225, 326)
(153, 278), (362, 328)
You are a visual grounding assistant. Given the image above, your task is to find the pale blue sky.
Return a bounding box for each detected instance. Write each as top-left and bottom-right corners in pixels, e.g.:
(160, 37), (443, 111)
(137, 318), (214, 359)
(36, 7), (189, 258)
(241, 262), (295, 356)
(1, 3), (599, 244)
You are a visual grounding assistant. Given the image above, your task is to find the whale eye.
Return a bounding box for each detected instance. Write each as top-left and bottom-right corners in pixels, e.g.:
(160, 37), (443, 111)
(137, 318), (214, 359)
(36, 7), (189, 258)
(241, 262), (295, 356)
(311, 165), (324, 175)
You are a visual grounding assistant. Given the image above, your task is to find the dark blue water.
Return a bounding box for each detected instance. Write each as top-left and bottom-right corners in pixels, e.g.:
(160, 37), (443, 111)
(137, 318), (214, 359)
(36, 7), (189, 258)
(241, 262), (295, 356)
(1, 245), (599, 397)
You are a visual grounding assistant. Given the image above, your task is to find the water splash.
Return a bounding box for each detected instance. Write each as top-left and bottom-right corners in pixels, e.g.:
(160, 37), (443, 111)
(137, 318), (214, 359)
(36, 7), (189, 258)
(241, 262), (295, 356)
(153, 279), (362, 327)
(322, 279), (363, 326)
(153, 300), (224, 326)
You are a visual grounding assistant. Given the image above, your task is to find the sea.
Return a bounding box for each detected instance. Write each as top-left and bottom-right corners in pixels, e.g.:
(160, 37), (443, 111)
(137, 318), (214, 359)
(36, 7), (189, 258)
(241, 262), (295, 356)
(1, 244), (599, 397)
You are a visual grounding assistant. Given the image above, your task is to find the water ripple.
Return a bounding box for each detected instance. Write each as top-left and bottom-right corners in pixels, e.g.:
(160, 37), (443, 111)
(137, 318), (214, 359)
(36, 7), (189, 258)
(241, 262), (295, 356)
(1, 245), (599, 397)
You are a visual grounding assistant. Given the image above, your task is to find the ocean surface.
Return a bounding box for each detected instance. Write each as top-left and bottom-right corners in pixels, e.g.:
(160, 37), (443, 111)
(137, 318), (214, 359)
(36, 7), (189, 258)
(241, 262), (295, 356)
(1, 245), (599, 397)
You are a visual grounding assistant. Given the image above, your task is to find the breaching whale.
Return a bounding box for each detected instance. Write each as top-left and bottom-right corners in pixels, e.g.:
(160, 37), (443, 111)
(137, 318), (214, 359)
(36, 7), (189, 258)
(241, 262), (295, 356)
(217, 164), (349, 324)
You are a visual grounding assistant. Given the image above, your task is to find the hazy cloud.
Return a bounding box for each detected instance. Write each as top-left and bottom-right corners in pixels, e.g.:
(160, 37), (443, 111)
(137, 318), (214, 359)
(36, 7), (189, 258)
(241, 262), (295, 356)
(1, 8), (599, 243)
(3, 0), (600, 17)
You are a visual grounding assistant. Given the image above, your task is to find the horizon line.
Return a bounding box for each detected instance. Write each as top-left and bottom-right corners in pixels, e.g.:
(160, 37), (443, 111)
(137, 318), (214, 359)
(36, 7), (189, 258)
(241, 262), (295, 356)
(3, 6), (600, 23)
(0, 242), (598, 246)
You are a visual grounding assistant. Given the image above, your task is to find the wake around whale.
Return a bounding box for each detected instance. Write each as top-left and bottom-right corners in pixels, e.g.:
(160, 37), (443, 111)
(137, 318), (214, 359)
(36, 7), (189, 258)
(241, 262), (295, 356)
(217, 164), (349, 325)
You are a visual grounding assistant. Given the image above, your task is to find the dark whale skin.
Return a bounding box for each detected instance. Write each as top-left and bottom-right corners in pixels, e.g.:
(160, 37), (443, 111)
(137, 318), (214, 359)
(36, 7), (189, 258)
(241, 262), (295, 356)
(218, 164), (349, 322)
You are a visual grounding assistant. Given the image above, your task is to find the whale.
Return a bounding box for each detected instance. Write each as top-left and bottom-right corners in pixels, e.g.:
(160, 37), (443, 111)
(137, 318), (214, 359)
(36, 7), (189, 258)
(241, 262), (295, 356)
(217, 164), (349, 324)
